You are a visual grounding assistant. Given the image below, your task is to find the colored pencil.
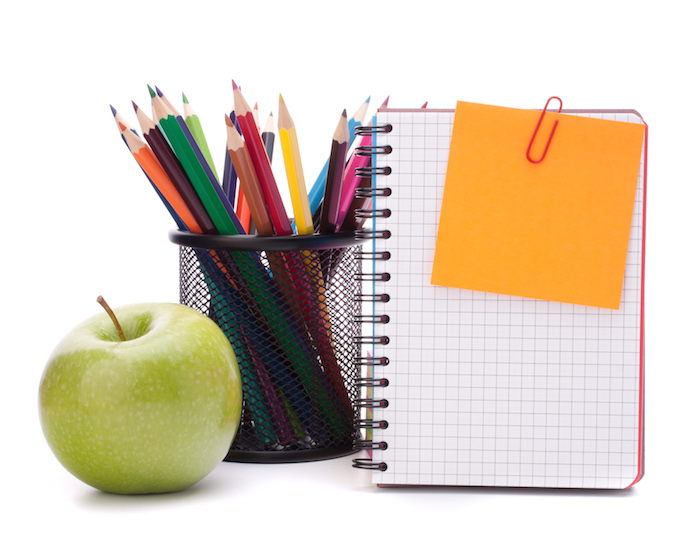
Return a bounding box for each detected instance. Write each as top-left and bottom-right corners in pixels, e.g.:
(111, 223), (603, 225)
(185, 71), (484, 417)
(319, 110), (350, 235)
(335, 132), (371, 231)
(261, 112), (275, 163)
(221, 145), (236, 206)
(182, 92), (220, 182)
(226, 111), (252, 231)
(115, 102), (311, 444)
(222, 96), (346, 433)
(233, 81), (292, 236)
(233, 84), (351, 433)
(222, 111), (239, 203)
(119, 123), (203, 234)
(253, 111), (275, 236)
(154, 85), (177, 114)
(111, 105), (137, 141)
(336, 96), (390, 231)
(340, 173), (372, 232)
(113, 85), (360, 444)
(133, 101), (218, 235)
(154, 86), (245, 234)
(307, 96), (370, 216)
(277, 94), (313, 236)
(225, 114), (274, 237)
(236, 188), (252, 232)
(152, 90), (241, 235)
(202, 252), (288, 445)
(276, 95), (352, 414)
(111, 106), (186, 230)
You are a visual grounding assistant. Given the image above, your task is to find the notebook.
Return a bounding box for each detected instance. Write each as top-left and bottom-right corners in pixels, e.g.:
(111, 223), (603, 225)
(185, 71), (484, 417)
(353, 103), (647, 489)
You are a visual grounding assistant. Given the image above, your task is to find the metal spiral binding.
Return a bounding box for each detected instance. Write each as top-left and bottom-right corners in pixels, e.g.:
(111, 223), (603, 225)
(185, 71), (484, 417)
(355, 124), (393, 135)
(352, 123), (393, 471)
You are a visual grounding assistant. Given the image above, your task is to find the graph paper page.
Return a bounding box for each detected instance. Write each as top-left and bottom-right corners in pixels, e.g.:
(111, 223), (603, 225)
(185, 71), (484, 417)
(369, 108), (645, 489)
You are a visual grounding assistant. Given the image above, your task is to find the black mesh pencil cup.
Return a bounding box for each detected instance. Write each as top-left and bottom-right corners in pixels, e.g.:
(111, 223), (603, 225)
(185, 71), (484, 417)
(170, 230), (366, 462)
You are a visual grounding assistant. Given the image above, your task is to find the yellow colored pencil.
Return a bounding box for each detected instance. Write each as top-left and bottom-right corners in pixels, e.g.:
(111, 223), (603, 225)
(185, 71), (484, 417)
(277, 94), (313, 236)
(276, 95), (351, 414)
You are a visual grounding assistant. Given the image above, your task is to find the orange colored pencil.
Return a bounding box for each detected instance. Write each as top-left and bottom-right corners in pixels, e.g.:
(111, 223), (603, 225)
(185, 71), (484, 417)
(236, 190), (252, 232)
(120, 124), (203, 234)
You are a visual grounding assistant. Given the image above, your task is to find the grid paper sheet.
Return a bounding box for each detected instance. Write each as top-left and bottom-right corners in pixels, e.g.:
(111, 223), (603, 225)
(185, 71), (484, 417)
(369, 109), (645, 488)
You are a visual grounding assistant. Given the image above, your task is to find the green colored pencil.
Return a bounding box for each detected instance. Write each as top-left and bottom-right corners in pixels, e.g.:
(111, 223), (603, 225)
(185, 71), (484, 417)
(152, 92), (239, 235)
(182, 92), (220, 182)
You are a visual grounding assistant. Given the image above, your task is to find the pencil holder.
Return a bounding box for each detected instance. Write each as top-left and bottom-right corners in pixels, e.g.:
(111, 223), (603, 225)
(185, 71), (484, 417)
(169, 230), (367, 463)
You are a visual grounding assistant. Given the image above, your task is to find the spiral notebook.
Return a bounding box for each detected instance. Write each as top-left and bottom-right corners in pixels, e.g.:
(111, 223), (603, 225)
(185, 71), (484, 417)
(353, 103), (647, 489)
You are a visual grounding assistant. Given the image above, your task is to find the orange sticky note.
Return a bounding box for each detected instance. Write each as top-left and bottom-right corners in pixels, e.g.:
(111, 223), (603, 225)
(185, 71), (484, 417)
(431, 101), (645, 309)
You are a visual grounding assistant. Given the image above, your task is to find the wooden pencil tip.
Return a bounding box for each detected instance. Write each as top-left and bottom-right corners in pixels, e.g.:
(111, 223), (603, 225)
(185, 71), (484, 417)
(263, 112), (274, 133)
(131, 100), (139, 112)
(382, 96), (390, 107)
(147, 85), (156, 98)
(279, 93), (284, 103)
(155, 86), (164, 97)
(232, 79), (238, 90)
(333, 110), (349, 142)
(110, 104), (117, 116)
(232, 82), (251, 115)
(182, 92), (189, 104)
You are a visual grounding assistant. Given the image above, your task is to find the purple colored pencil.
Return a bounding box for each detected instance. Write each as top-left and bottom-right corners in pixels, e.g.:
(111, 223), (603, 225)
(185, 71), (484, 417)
(222, 111), (240, 204)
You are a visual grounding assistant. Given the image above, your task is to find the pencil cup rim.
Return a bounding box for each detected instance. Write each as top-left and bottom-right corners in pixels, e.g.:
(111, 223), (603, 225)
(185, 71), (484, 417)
(169, 230), (367, 251)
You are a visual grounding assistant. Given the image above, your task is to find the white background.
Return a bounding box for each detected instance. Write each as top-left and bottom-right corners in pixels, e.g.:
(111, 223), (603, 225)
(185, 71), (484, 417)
(2, 1), (691, 541)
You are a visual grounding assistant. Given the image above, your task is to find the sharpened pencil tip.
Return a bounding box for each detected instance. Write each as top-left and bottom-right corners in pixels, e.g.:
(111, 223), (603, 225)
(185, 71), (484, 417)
(182, 92), (189, 104)
(342, 109), (347, 117)
(147, 85), (156, 98)
(232, 80), (238, 90)
(155, 86), (164, 97)
(110, 104), (117, 116)
(382, 96), (390, 107)
(131, 101), (139, 112)
(279, 93), (284, 103)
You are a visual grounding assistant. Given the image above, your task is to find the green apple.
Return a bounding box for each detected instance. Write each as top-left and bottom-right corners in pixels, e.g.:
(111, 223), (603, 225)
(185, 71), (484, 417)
(38, 298), (242, 494)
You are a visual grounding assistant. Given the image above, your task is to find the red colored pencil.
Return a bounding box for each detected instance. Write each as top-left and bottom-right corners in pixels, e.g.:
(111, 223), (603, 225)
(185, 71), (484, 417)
(233, 81), (292, 236)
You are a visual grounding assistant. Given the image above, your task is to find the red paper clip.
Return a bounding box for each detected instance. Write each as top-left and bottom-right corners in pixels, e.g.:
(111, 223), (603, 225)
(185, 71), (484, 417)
(526, 96), (563, 163)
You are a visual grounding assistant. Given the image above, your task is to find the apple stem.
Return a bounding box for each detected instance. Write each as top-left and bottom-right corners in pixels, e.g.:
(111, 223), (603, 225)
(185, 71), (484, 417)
(96, 296), (127, 341)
